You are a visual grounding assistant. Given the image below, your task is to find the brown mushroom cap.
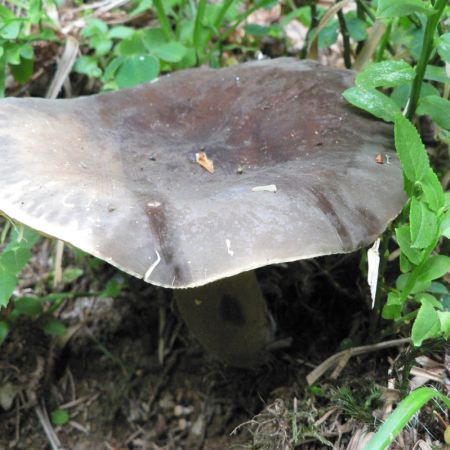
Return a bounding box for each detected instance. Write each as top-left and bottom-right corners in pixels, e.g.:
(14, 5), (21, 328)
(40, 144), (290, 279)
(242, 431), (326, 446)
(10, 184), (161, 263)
(0, 58), (405, 288)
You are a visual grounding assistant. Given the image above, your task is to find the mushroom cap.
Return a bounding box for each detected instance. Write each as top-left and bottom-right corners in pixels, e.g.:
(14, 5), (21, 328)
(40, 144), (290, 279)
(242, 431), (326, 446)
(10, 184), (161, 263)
(0, 58), (405, 288)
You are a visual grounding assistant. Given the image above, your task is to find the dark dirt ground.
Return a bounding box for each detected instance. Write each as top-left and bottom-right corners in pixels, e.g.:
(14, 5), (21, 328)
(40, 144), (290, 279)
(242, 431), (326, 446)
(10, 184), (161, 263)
(1, 241), (449, 450)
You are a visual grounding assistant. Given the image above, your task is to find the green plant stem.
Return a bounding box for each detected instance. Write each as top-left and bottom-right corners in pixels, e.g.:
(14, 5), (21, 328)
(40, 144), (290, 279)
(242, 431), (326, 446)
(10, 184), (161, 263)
(336, 0), (352, 68)
(300, 1), (318, 59)
(214, 0), (234, 29)
(406, 0), (447, 119)
(153, 0), (175, 41)
(193, 0), (207, 56)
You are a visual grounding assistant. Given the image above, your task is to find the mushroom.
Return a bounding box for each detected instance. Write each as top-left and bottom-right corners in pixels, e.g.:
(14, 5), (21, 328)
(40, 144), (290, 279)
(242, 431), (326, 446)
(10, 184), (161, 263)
(0, 58), (405, 367)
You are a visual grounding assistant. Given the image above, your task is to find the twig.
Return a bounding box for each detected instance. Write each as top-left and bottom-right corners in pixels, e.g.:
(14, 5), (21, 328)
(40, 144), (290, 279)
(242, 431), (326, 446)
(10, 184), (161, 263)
(306, 337), (411, 385)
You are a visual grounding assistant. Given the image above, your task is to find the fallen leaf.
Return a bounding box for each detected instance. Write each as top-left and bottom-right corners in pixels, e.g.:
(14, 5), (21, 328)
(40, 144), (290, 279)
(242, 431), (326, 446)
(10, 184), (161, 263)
(375, 153), (384, 164)
(252, 184), (277, 192)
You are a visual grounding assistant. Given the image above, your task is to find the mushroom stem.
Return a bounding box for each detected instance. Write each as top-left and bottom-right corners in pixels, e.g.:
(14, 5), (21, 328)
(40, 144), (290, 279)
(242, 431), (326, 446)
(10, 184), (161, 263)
(174, 271), (273, 367)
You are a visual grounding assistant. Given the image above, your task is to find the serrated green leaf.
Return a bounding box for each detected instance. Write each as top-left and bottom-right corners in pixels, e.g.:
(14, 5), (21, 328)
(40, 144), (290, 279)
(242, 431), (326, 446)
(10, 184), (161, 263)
(0, 269), (17, 307)
(400, 251), (413, 273)
(418, 168), (445, 212)
(394, 114), (429, 182)
(412, 296), (440, 346)
(115, 55), (159, 88)
(376, 0), (434, 18)
(417, 95), (450, 131)
(0, 248), (32, 273)
(343, 87), (400, 122)
(356, 60), (415, 89)
(417, 255), (450, 284)
(396, 225), (423, 265)
(409, 198), (438, 249)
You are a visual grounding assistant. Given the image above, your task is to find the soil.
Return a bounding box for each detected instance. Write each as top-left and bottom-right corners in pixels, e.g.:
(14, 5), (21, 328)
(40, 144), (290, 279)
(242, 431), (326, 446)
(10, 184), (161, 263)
(2, 246), (446, 450)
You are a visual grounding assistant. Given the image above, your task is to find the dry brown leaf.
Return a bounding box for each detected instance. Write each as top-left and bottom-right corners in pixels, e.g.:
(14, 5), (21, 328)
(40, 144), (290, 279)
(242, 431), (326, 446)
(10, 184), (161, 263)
(195, 151), (214, 174)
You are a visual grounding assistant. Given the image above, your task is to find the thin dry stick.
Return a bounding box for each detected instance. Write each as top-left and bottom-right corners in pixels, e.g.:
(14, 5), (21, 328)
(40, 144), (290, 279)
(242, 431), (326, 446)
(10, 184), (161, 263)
(46, 36), (79, 286)
(307, 337), (411, 385)
(307, 0), (351, 60)
(352, 20), (386, 71)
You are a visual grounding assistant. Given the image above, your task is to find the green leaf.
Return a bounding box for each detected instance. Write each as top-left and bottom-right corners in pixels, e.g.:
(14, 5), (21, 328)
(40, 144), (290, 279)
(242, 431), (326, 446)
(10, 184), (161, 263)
(424, 65), (450, 85)
(382, 291), (404, 320)
(41, 317), (67, 336)
(409, 198), (438, 249)
(437, 32), (450, 63)
(342, 87), (400, 122)
(396, 225), (423, 265)
(62, 268), (83, 283)
(441, 209), (450, 239)
(82, 17), (108, 38)
(427, 282), (449, 295)
(74, 56), (102, 78)
(108, 25), (135, 40)
(0, 320), (9, 345)
(394, 114), (429, 182)
(396, 272), (430, 294)
(365, 388), (450, 450)
(0, 269), (17, 307)
(418, 168), (445, 212)
(417, 95), (450, 130)
(356, 60), (415, 89)
(438, 311), (450, 338)
(345, 14), (368, 42)
(0, 20), (21, 39)
(376, 0), (434, 18)
(14, 297), (43, 316)
(0, 248), (32, 273)
(102, 56), (125, 83)
(412, 295), (440, 346)
(51, 409), (70, 426)
(115, 54), (159, 88)
(417, 255), (450, 284)
(10, 57), (34, 84)
(244, 23), (270, 37)
(416, 292), (443, 310)
(90, 35), (112, 57)
(115, 33), (147, 56)
(141, 28), (167, 50)
(152, 42), (187, 62)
